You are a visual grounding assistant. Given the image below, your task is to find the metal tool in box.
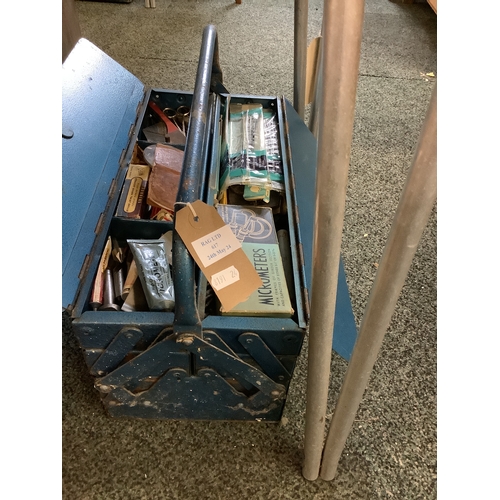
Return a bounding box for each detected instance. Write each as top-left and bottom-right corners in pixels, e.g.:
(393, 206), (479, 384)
(62, 25), (357, 421)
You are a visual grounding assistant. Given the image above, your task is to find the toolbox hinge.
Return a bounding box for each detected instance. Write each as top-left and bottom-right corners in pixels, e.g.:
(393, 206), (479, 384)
(302, 286), (310, 320)
(94, 212), (105, 235)
(119, 145), (127, 166)
(107, 177), (118, 200)
(294, 202), (300, 227)
(297, 242), (305, 268)
(94, 329), (289, 419)
(136, 96), (144, 122)
(129, 90), (147, 145)
(78, 254), (91, 280)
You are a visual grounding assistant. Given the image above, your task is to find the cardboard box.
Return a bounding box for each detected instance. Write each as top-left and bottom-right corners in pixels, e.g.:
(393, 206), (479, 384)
(115, 163), (151, 219)
(216, 205), (294, 317)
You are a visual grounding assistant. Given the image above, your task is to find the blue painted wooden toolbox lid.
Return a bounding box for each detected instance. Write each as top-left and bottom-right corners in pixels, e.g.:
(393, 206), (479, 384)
(62, 39), (145, 310)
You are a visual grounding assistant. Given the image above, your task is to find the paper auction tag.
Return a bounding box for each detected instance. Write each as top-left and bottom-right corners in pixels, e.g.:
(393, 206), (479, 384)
(175, 200), (262, 311)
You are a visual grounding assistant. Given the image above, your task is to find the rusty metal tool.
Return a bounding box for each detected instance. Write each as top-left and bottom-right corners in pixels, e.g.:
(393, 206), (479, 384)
(148, 101), (186, 144)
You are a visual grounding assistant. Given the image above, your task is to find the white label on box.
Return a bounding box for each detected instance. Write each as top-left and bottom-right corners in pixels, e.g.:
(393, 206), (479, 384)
(211, 266), (240, 291)
(191, 225), (241, 267)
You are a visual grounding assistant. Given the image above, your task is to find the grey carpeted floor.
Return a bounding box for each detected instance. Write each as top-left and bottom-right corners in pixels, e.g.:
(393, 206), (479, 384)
(63, 0), (437, 498)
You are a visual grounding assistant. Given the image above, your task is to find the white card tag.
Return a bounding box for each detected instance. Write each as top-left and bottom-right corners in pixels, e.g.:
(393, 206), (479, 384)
(191, 225), (241, 268)
(211, 266), (240, 291)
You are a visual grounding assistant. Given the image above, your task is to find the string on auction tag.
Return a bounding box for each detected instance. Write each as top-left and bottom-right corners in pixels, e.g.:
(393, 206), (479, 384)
(174, 201), (198, 221)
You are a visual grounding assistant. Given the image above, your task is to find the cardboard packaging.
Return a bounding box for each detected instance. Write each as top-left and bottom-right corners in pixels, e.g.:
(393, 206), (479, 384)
(115, 163), (151, 218)
(216, 205), (294, 318)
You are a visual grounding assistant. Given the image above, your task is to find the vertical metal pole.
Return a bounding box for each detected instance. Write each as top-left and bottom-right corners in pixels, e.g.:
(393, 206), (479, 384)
(308, 23), (323, 137)
(294, 0), (308, 119)
(320, 85), (437, 481)
(302, 0), (365, 481)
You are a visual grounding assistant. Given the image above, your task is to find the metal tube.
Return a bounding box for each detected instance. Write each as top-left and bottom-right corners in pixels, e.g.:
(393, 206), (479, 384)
(302, 0), (366, 481)
(177, 24), (216, 205)
(173, 25), (218, 336)
(308, 23), (323, 137)
(294, 0), (308, 119)
(99, 269), (120, 312)
(319, 84), (437, 481)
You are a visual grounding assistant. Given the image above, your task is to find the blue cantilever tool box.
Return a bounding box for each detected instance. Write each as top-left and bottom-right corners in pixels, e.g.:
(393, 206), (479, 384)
(62, 25), (357, 421)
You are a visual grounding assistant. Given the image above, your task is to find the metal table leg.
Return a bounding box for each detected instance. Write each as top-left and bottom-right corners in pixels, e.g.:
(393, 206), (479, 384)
(302, 0), (366, 482)
(319, 85), (437, 481)
(294, 0), (308, 119)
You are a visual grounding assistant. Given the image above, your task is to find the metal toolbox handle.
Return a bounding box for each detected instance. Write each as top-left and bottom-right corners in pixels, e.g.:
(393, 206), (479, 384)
(173, 25), (221, 336)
